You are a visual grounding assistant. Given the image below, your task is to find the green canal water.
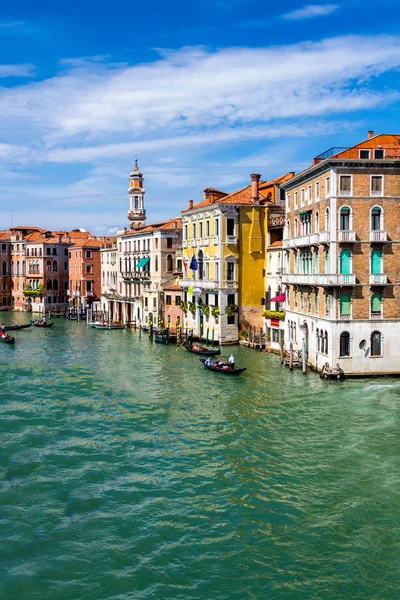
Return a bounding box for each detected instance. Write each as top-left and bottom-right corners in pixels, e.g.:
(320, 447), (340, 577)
(1, 315), (399, 600)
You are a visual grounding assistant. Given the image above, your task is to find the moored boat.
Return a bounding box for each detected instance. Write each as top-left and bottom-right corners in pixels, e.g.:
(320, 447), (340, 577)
(184, 338), (221, 356)
(32, 321), (54, 328)
(93, 324), (125, 330)
(199, 358), (246, 375)
(1, 323), (32, 331)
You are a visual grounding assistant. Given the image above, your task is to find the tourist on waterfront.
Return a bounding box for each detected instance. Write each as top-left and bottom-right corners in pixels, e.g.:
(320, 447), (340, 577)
(229, 354), (235, 369)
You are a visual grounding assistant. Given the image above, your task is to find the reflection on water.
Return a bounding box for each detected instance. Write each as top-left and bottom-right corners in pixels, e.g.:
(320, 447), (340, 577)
(1, 314), (399, 599)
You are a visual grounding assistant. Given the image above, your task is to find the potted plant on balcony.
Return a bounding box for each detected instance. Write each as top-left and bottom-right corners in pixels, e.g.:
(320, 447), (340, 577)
(201, 304), (210, 317)
(211, 306), (220, 323)
(188, 301), (196, 315)
(262, 309), (285, 320)
(225, 304), (239, 317)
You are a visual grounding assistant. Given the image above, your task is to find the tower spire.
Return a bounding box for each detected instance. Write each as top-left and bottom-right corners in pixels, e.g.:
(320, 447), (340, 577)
(128, 158), (146, 229)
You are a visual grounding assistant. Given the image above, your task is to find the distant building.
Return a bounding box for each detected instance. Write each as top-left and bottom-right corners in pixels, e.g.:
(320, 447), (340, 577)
(0, 232), (11, 311)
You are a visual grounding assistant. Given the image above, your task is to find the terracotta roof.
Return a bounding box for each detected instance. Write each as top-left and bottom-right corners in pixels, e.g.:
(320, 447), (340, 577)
(11, 226), (48, 233)
(24, 231), (69, 244)
(156, 217), (182, 231)
(122, 218), (181, 236)
(163, 283), (182, 291)
(268, 240), (283, 248)
(0, 231), (11, 241)
(182, 172), (293, 213)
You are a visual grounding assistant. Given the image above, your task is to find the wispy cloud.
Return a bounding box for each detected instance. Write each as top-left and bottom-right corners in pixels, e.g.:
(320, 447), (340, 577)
(0, 20), (26, 30)
(0, 64), (35, 78)
(282, 4), (339, 20)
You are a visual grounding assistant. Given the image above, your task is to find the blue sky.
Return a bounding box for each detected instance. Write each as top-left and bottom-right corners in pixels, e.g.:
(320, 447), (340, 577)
(1, 0), (400, 234)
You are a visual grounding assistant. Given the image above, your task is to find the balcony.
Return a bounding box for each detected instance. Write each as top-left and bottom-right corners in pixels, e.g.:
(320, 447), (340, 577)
(338, 230), (356, 242)
(190, 239), (196, 248)
(211, 236), (219, 245)
(339, 313), (351, 320)
(222, 279), (238, 289)
(226, 235), (237, 245)
(182, 240), (188, 248)
(283, 273), (356, 286)
(371, 312), (383, 319)
(369, 230), (388, 242)
(369, 273), (387, 285)
(309, 233), (320, 245)
(296, 235), (310, 247)
(319, 231), (330, 244)
(202, 236), (210, 246)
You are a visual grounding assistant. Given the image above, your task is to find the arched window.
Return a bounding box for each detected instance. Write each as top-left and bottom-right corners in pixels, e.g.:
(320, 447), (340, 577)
(11, 261), (14, 276)
(340, 332), (350, 357)
(22, 260), (25, 276)
(316, 328), (320, 351)
(325, 208), (330, 231)
(53, 260), (58, 271)
(155, 255), (159, 272)
(339, 207), (351, 231)
(371, 249), (382, 274)
(371, 207), (382, 231)
(324, 331), (328, 354)
(197, 250), (203, 280)
(371, 293), (382, 317)
(47, 260), (52, 272)
(294, 218), (298, 238)
(16, 261), (20, 276)
(315, 211), (319, 233)
(340, 294), (351, 317)
(293, 323), (296, 343)
(340, 249), (351, 275)
(47, 280), (52, 291)
(53, 279), (59, 291)
(167, 254), (174, 273)
(286, 220), (290, 239)
(2, 261), (6, 276)
(371, 331), (382, 356)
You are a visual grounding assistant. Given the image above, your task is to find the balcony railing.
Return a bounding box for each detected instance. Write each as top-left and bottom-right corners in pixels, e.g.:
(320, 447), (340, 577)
(339, 189), (352, 197)
(319, 231), (330, 243)
(369, 273), (387, 285)
(211, 236), (219, 245)
(338, 230), (356, 242)
(226, 235), (238, 245)
(182, 240), (188, 248)
(339, 313), (351, 320)
(283, 273), (356, 286)
(371, 312), (383, 319)
(309, 233), (320, 245)
(369, 230), (388, 242)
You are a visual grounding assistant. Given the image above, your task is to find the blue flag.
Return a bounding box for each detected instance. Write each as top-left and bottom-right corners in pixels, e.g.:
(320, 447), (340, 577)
(190, 255), (198, 271)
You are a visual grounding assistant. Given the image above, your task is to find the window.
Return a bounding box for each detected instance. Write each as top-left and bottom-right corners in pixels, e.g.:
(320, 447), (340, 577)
(286, 194), (290, 211)
(215, 218), (219, 236)
(340, 207), (351, 231)
(53, 260), (58, 271)
(175, 295), (181, 306)
(371, 293), (382, 318)
(294, 218), (298, 237)
(340, 332), (350, 357)
(53, 280), (59, 291)
(184, 224), (188, 240)
(374, 149), (384, 159)
(52, 248), (57, 256)
(325, 177), (330, 197)
(272, 329), (280, 343)
(315, 211), (320, 233)
(339, 176), (351, 196)
(153, 297), (157, 310)
(86, 265), (93, 274)
(371, 176), (383, 196)
(86, 250), (92, 259)
(300, 188), (305, 206)
(176, 259), (182, 272)
(214, 262), (219, 281)
(340, 294), (351, 317)
(371, 249), (382, 274)
(167, 254), (173, 272)
(315, 181), (320, 199)
(144, 297), (148, 309)
(294, 191), (298, 208)
(227, 218), (235, 236)
(325, 208), (330, 231)
(308, 185), (312, 204)
(371, 331), (382, 356)
(86, 281), (92, 292)
(360, 149), (370, 159)
(47, 248), (51, 256)
(205, 221), (210, 236)
(227, 262), (234, 281)
(340, 249), (351, 275)
(323, 331), (328, 355)
(193, 223), (196, 238)
(227, 315), (235, 325)
(199, 223), (203, 238)
(371, 207), (382, 231)
(166, 295), (172, 306)
(167, 238), (173, 249)
(155, 255), (158, 272)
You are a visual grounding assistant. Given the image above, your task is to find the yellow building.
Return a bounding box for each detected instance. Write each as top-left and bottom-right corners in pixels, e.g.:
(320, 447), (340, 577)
(180, 173), (293, 344)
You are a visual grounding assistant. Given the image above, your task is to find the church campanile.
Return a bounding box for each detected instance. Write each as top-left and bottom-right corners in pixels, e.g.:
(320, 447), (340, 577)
(128, 159), (146, 229)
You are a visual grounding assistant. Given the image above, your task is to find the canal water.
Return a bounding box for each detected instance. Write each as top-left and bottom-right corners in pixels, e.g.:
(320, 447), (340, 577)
(1, 315), (399, 600)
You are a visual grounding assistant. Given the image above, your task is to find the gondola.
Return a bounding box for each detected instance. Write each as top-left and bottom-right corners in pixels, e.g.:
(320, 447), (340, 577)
(0, 334), (15, 344)
(185, 339), (221, 356)
(199, 358), (246, 375)
(2, 323), (32, 331)
(32, 321), (54, 328)
(93, 324), (125, 330)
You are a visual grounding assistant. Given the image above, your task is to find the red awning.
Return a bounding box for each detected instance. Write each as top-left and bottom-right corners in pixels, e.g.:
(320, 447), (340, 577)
(269, 293), (286, 303)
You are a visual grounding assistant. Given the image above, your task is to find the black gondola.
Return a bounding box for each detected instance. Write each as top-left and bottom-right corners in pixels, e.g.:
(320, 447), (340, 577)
(184, 338), (221, 356)
(32, 321), (54, 328)
(0, 334), (15, 344)
(2, 323), (32, 331)
(199, 358), (246, 375)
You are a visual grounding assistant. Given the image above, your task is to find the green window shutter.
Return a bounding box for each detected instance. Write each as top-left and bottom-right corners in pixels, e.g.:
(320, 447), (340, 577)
(371, 249), (382, 274)
(340, 249), (351, 274)
(371, 294), (382, 312)
(340, 294), (351, 315)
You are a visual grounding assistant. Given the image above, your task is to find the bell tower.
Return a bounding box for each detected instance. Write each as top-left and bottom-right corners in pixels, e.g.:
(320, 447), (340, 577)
(128, 159), (146, 229)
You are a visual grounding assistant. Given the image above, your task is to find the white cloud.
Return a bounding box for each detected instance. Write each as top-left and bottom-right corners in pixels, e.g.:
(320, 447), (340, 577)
(0, 64), (35, 78)
(282, 4), (339, 20)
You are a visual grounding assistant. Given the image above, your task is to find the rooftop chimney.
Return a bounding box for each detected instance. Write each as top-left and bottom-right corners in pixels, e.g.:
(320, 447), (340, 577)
(188, 200), (193, 210)
(174, 220), (177, 229)
(251, 174), (261, 204)
(368, 130), (374, 139)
